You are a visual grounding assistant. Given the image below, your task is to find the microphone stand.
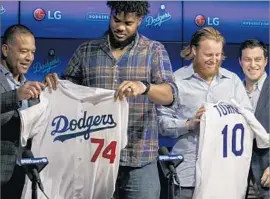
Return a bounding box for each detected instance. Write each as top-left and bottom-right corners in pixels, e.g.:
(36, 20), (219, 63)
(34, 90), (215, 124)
(32, 179), (38, 199)
(157, 150), (184, 199)
(167, 172), (180, 199)
(168, 172), (174, 199)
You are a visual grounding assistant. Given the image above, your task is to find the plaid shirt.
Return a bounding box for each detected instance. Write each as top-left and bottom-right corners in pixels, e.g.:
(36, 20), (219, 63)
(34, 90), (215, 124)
(64, 33), (176, 167)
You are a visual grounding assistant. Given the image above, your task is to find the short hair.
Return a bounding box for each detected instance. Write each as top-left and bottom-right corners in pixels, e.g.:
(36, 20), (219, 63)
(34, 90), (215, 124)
(106, 1), (150, 17)
(239, 39), (268, 58)
(2, 24), (34, 45)
(181, 27), (226, 60)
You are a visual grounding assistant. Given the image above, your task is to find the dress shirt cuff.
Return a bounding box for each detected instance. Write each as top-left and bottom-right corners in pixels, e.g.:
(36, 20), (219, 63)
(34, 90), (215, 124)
(159, 119), (190, 138)
(163, 81), (178, 107)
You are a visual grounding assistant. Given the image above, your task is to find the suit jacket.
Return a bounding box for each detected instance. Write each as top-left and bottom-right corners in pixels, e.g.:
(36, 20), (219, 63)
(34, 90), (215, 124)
(1, 89), (20, 114)
(252, 76), (269, 197)
(255, 76), (269, 137)
(0, 72), (39, 185)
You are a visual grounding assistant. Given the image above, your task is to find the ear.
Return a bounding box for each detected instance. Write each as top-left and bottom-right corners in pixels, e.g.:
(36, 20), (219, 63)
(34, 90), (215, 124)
(137, 16), (143, 26)
(191, 45), (196, 57)
(1, 44), (8, 58)
(238, 57), (243, 68)
(265, 57), (268, 66)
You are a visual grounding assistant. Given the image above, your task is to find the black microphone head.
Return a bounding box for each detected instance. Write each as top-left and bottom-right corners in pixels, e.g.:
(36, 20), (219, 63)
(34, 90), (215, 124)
(22, 149), (35, 159)
(158, 147), (184, 178)
(21, 150), (48, 182)
(158, 147), (169, 155)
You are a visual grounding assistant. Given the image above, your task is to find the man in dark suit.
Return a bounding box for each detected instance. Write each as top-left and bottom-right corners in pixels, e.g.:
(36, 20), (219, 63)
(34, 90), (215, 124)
(239, 39), (269, 199)
(1, 24), (44, 199)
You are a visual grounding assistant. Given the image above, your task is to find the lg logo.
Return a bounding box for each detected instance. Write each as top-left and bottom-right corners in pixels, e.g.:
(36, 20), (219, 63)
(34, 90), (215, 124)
(33, 8), (46, 21)
(195, 15), (220, 27)
(33, 8), (62, 21)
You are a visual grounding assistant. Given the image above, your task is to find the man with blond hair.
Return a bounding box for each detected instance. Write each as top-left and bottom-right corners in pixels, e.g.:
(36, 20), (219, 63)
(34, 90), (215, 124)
(157, 27), (252, 199)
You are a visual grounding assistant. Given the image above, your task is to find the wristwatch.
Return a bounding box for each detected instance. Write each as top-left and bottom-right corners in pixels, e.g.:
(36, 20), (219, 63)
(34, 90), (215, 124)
(141, 80), (151, 95)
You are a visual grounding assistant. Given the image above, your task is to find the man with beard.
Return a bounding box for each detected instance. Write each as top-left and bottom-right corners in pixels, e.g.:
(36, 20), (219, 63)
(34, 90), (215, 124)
(157, 27), (252, 199)
(45, 1), (176, 199)
(1, 24), (45, 198)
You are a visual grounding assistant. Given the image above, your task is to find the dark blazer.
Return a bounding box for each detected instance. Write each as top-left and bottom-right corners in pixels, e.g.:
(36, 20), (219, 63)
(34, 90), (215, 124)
(255, 77), (269, 136)
(252, 76), (269, 198)
(0, 72), (38, 184)
(1, 89), (20, 114)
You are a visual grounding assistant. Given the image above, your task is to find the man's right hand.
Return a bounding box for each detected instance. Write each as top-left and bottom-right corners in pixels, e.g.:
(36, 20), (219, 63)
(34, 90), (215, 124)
(185, 105), (206, 130)
(17, 81), (45, 100)
(44, 73), (59, 90)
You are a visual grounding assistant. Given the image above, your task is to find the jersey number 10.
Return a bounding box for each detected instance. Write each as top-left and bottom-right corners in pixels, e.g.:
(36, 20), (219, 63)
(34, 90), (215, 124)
(222, 123), (244, 157)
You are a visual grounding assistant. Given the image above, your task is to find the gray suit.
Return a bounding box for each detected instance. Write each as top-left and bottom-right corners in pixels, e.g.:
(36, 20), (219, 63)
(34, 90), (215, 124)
(251, 76), (269, 198)
(0, 72), (38, 198)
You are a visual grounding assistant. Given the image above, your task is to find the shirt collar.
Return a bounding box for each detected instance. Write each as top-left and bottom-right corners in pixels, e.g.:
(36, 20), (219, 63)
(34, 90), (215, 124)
(256, 72), (267, 91)
(100, 31), (140, 52)
(0, 63), (26, 85)
(0, 64), (10, 76)
(244, 72), (267, 92)
(180, 63), (232, 80)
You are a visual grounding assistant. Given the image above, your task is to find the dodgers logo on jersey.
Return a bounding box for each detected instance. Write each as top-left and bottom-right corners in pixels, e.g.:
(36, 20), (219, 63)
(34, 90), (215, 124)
(51, 111), (117, 142)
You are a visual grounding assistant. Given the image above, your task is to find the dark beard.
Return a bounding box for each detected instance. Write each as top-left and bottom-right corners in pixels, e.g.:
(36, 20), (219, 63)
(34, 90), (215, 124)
(108, 28), (136, 49)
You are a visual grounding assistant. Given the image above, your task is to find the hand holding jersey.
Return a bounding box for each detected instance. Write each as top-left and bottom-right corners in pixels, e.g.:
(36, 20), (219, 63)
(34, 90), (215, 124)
(261, 167), (270, 187)
(186, 105), (206, 130)
(17, 81), (45, 100)
(114, 80), (147, 100)
(44, 73), (59, 90)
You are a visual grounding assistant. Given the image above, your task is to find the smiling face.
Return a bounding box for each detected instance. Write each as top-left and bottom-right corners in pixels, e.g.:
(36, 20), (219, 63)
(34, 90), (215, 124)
(239, 47), (268, 82)
(2, 33), (36, 78)
(193, 39), (223, 81)
(109, 11), (142, 46)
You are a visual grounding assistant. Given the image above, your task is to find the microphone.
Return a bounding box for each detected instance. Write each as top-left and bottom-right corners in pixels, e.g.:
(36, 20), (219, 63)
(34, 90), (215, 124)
(21, 150), (48, 193)
(158, 147), (184, 185)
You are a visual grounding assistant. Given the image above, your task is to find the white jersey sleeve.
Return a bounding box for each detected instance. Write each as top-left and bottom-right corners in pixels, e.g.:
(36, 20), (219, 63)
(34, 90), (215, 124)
(231, 99), (270, 148)
(19, 92), (49, 147)
(120, 100), (128, 149)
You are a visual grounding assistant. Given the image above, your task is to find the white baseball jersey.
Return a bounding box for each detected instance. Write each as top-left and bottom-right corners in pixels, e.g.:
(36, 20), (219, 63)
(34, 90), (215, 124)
(193, 100), (269, 199)
(19, 80), (129, 199)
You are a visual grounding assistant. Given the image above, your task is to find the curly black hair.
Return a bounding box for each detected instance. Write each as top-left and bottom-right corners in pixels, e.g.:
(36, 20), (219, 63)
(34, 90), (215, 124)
(106, 1), (150, 17)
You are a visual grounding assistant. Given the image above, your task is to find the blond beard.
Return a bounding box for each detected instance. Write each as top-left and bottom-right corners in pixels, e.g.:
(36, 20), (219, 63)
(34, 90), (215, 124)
(193, 59), (222, 81)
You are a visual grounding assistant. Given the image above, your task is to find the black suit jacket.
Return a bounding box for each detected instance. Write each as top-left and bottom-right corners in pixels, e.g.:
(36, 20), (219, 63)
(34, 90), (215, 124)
(253, 76), (269, 154)
(252, 76), (269, 197)
(255, 77), (269, 136)
(0, 72), (39, 185)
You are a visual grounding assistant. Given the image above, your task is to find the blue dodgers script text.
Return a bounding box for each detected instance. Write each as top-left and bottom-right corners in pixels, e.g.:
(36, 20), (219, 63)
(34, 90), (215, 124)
(51, 111), (117, 142)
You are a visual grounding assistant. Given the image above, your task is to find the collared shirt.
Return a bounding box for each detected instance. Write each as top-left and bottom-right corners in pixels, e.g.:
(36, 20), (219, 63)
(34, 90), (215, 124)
(64, 33), (177, 167)
(0, 64), (28, 110)
(245, 72), (267, 111)
(157, 64), (252, 186)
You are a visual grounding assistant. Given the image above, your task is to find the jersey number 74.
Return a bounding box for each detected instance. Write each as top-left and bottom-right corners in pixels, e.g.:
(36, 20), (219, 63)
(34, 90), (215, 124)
(90, 138), (117, 164)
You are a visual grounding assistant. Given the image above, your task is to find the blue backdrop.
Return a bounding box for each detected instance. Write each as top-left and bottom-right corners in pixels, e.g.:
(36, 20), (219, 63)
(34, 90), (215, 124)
(1, 1), (269, 147)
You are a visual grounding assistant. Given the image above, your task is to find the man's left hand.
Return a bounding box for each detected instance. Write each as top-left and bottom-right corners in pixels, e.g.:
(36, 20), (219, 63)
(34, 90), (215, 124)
(115, 81), (146, 100)
(261, 167), (270, 187)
